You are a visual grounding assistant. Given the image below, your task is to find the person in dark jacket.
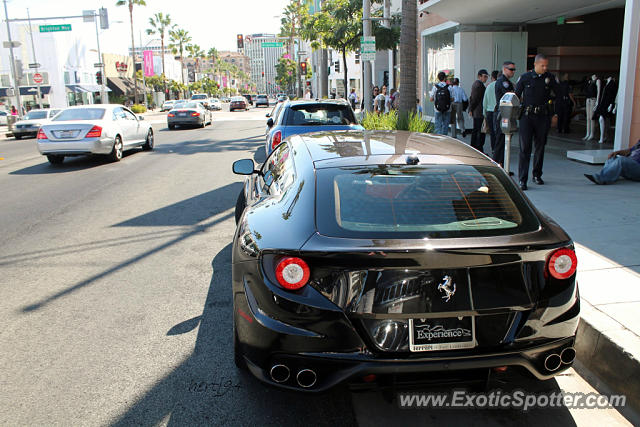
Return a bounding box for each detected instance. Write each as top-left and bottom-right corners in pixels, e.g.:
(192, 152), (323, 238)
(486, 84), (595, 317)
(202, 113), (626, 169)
(468, 69), (489, 153)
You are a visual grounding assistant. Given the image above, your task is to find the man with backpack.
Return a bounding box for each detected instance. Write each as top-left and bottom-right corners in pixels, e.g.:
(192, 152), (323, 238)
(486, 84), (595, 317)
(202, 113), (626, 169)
(429, 71), (454, 135)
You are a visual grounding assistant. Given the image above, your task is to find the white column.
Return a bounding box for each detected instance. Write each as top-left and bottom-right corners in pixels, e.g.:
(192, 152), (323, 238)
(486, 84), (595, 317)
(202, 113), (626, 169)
(614, 0), (640, 150)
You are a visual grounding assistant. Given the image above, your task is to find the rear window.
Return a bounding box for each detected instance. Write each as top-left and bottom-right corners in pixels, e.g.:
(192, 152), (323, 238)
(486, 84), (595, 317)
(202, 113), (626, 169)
(191, 94), (207, 100)
(25, 111), (48, 120)
(52, 108), (105, 121)
(285, 104), (356, 126)
(316, 165), (540, 239)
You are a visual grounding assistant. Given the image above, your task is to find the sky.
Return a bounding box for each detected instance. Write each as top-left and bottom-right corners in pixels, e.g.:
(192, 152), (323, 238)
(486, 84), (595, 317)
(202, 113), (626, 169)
(5, 0), (291, 55)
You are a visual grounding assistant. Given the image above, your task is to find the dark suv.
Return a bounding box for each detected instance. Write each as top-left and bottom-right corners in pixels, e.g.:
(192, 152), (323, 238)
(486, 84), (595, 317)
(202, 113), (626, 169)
(242, 94), (253, 106)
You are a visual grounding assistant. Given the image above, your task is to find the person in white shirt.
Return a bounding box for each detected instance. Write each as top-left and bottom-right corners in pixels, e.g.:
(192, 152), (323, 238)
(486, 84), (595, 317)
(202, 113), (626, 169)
(348, 88), (358, 110)
(450, 78), (468, 138)
(374, 85), (388, 114)
(429, 72), (455, 135)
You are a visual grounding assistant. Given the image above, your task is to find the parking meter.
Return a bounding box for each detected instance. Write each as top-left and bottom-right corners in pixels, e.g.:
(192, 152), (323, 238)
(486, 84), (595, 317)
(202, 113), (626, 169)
(498, 93), (521, 174)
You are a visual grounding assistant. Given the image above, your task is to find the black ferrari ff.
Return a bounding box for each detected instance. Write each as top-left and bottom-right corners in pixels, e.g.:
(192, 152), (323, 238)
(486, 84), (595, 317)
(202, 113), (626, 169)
(231, 130), (579, 391)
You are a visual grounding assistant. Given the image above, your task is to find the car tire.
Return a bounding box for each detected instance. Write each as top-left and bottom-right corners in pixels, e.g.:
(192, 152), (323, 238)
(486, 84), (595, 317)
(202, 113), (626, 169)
(200, 120), (205, 128)
(235, 189), (246, 225)
(142, 129), (154, 151)
(47, 155), (64, 165)
(14, 135), (22, 140)
(168, 124), (175, 130)
(108, 136), (123, 162)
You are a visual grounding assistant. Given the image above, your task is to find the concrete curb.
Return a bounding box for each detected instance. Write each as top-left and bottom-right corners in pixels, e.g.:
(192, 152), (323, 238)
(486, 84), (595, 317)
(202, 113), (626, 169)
(575, 303), (640, 418)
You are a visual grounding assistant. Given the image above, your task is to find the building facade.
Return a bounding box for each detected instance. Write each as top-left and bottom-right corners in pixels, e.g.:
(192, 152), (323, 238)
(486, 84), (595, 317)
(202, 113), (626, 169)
(243, 34), (285, 93)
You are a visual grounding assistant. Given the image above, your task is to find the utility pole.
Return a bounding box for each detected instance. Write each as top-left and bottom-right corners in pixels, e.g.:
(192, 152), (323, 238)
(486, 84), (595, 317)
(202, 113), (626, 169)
(363, 0), (372, 112)
(94, 10), (107, 103)
(26, 10), (42, 109)
(384, 0), (394, 91)
(3, 0), (24, 118)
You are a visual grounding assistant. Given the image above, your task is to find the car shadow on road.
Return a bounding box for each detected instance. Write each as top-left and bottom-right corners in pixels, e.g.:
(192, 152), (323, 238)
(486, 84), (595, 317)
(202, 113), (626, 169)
(110, 243), (357, 426)
(9, 151), (140, 175)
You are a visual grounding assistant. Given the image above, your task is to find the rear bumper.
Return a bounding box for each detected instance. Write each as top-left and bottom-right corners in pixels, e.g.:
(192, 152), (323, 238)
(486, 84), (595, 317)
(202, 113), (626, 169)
(168, 117), (202, 125)
(37, 137), (113, 155)
(13, 129), (38, 138)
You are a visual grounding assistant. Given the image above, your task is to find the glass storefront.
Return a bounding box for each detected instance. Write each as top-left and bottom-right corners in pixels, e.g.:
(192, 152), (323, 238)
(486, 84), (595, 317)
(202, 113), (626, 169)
(422, 27), (457, 117)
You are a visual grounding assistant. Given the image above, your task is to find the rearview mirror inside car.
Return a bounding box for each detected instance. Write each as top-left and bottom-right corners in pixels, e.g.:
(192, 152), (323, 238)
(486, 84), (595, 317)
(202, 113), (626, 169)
(232, 159), (256, 175)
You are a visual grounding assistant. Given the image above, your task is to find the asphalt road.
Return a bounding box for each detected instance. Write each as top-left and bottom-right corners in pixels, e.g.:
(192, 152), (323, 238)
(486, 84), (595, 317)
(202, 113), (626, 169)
(0, 107), (631, 426)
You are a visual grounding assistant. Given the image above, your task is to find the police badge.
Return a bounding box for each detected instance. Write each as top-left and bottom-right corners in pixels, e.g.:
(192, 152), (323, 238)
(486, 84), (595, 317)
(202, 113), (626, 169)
(503, 81), (510, 88)
(545, 77), (550, 85)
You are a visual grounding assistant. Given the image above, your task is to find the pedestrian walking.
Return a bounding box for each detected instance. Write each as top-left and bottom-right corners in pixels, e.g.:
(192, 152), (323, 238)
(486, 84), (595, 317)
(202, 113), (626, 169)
(374, 85), (387, 114)
(483, 70), (500, 155)
(469, 69), (489, 152)
(348, 88), (358, 110)
(429, 71), (454, 135)
(10, 105), (17, 116)
(515, 53), (559, 190)
(493, 62), (517, 167)
(386, 88), (397, 111)
(450, 78), (468, 138)
(370, 86), (380, 111)
(555, 73), (575, 134)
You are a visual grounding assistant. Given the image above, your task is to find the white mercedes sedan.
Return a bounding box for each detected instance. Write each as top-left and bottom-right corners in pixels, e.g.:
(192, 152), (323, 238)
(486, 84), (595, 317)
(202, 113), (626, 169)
(37, 104), (154, 165)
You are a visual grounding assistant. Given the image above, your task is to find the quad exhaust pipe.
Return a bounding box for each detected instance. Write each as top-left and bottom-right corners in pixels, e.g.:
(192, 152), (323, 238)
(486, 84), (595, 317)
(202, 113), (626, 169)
(544, 347), (576, 372)
(270, 364), (290, 383)
(296, 369), (317, 388)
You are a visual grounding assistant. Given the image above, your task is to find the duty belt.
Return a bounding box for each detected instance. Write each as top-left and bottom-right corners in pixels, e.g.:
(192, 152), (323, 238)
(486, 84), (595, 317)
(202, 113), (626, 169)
(524, 105), (549, 115)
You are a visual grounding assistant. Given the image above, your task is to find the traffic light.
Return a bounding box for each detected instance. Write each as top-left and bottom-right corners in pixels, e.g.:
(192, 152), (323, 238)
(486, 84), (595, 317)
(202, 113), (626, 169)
(237, 34), (244, 49)
(300, 61), (307, 74)
(96, 71), (103, 85)
(355, 49), (360, 64)
(334, 61), (340, 73)
(262, 71), (264, 77)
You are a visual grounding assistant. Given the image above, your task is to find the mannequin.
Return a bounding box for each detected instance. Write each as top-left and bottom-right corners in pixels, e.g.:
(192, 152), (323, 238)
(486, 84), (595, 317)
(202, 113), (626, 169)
(583, 74), (600, 140)
(593, 76), (618, 144)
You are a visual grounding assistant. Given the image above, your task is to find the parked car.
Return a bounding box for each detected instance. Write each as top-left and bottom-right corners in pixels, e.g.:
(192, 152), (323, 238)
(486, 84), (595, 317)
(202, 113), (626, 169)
(231, 130), (580, 391)
(221, 97), (231, 103)
(37, 105), (153, 165)
(242, 94), (253, 106)
(255, 94), (269, 108)
(161, 100), (176, 112)
(12, 108), (61, 139)
(277, 94), (288, 103)
(167, 101), (212, 129)
(191, 93), (210, 110)
(0, 110), (8, 125)
(209, 98), (222, 110)
(265, 99), (363, 155)
(230, 96), (248, 112)
(265, 102), (285, 136)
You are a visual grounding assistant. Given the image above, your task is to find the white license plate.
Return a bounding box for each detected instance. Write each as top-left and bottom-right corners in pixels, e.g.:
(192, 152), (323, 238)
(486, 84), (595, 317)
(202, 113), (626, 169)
(408, 317), (476, 352)
(60, 130), (76, 138)
(178, 112), (187, 116)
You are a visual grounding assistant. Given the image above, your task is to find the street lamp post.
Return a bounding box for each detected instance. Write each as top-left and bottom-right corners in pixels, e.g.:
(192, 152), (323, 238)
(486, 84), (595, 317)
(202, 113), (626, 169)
(26, 9), (42, 109)
(93, 11), (107, 104)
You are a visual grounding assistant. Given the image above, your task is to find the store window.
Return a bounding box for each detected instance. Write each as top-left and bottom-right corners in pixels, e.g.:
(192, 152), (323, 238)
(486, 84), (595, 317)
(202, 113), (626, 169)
(423, 27), (456, 117)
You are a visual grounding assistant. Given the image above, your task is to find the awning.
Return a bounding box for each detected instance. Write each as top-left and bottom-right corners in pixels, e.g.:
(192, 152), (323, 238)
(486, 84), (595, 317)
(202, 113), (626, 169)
(107, 77), (143, 96)
(66, 84), (111, 93)
(419, 0), (624, 25)
(0, 86), (52, 97)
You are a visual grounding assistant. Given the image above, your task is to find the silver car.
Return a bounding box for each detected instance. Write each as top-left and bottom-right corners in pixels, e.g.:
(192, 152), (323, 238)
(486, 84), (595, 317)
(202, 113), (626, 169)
(37, 104), (154, 165)
(13, 108), (61, 139)
(167, 101), (212, 129)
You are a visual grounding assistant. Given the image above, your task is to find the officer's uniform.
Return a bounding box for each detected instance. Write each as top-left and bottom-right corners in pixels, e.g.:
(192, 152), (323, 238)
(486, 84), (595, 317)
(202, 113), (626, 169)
(492, 74), (514, 166)
(514, 71), (558, 187)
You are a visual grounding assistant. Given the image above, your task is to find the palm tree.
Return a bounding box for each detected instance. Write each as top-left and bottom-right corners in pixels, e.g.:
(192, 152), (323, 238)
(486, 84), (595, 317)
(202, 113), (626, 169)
(398, 0), (417, 114)
(116, 0), (146, 104)
(146, 12), (174, 92)
(186, 44), (205, 79)
(168, 28), (191, 93)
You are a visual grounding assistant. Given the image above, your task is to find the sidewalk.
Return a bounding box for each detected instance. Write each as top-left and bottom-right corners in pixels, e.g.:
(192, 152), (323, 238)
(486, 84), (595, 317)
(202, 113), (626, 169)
(455, 130), (640, 417)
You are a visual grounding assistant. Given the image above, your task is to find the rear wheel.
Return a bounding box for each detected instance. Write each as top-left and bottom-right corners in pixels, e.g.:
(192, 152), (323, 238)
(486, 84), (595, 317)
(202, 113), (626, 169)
(108, 136), (123, 162)
(47, 155), (64, 165)
(142, 129), (154, 151)
(235, 189), (246, 225)
(14, 135), (22, 140)
(168, 124), (175, 130)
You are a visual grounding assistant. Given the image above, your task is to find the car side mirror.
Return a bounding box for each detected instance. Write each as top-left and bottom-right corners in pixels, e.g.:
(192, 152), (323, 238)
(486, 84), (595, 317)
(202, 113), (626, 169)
(138, 115), (145, 121)
(266, 113), (271, 117)
(267, 118), (274, 127)
(232, 159), (256, 175)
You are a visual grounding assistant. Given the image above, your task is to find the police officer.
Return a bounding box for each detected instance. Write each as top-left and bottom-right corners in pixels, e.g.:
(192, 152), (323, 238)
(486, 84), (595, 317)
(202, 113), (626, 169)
(515, 53), (559, 190)
(492, 61), (516, 166)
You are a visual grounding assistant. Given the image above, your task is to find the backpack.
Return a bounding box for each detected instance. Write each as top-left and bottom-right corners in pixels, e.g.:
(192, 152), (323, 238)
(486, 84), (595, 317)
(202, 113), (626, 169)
(434, 84), (451, 112)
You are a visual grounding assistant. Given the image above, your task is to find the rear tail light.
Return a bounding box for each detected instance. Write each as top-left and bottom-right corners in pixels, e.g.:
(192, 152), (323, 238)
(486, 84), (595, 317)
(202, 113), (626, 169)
(547, 248), (577, 280)
(275, 257), (310, 290)
(191, 112), (200, 117)
(271, 130), (282, 150)
(85, 125), (102, 138)
(37, 129), (47, 140)
(167, 113), (175, 117)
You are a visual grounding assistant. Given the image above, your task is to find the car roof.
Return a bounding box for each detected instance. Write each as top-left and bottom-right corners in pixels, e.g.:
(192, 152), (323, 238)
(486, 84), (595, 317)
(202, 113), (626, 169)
(286, 99), (350, 107)
(291, 130), (496, 168)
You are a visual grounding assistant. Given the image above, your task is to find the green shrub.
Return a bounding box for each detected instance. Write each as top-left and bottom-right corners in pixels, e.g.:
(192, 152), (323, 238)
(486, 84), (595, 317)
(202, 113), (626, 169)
(362, 110), (434, 133)
(130, 104), (147, 114)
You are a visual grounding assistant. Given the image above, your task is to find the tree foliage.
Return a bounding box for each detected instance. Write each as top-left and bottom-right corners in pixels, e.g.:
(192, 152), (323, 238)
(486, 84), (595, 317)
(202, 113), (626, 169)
(276, 57), (297, 93)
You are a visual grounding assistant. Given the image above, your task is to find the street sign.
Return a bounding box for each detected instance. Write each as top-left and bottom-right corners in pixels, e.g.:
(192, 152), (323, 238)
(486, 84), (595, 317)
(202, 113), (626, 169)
(33, 73), (43, 84)
(94, 63), (104, 68)
(360, 36), (376, 61)
(29, 63), (41, 68)
(39, 24), (72, 33)
(297, 51), (307, 56)
(3, 41), (21, 48)
(261, 42), (283, 48)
